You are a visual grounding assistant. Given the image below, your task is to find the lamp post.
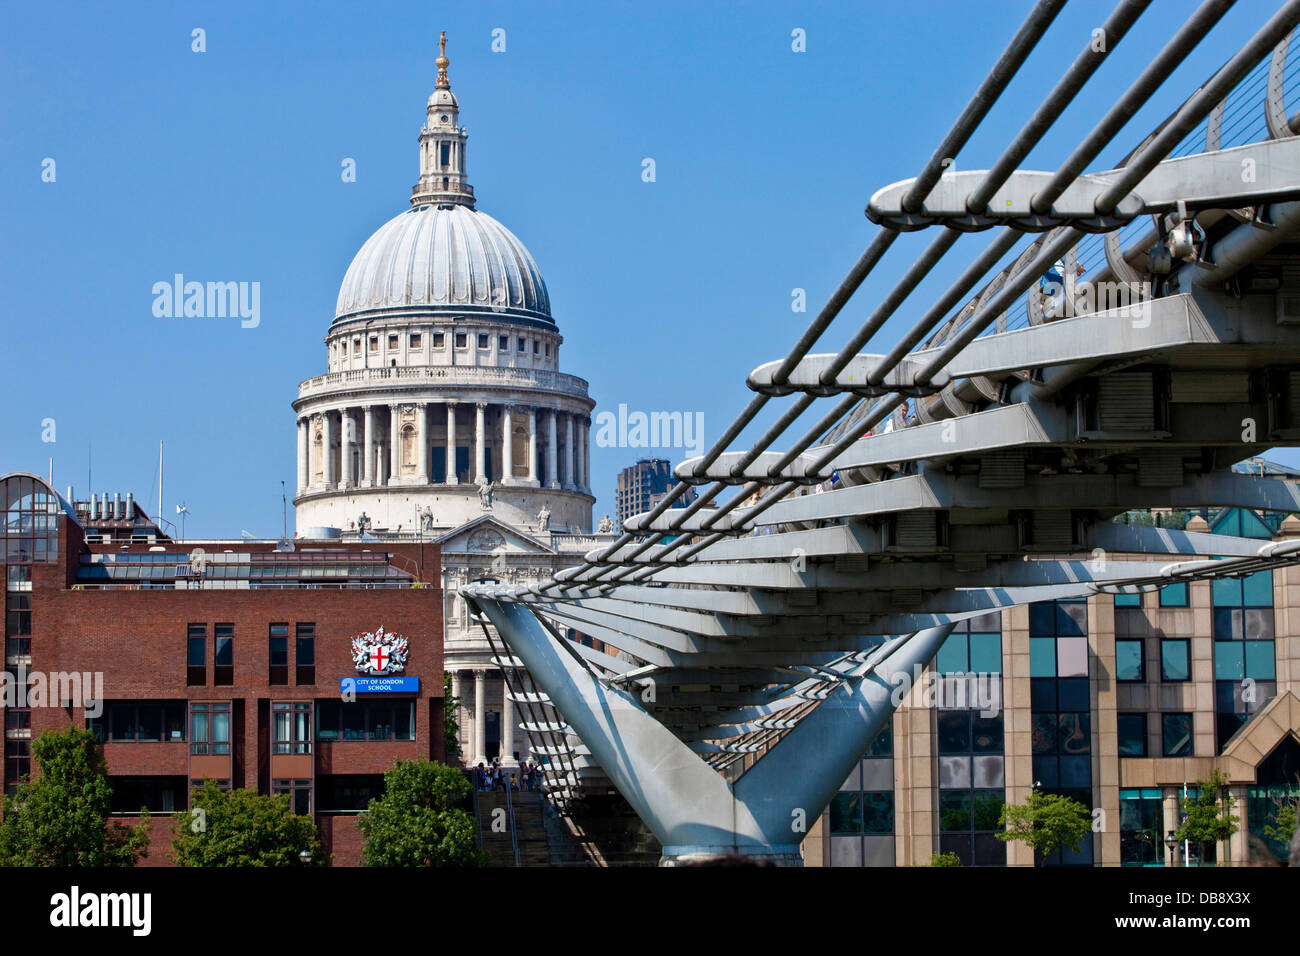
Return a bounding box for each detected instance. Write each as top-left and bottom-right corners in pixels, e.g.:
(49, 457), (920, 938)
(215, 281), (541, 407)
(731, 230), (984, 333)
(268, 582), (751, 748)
(1164, 830), (1179, 867)
(298, 848), (313, 866)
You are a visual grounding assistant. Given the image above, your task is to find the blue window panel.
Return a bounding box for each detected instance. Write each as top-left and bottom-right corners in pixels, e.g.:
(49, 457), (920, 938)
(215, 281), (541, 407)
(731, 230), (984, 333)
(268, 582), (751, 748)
(1114, 592), (1142, 607)
(1214, 643), (1244, 680)
(969, 633), (1001, 673)
(1060, 755), (1092, 787)
(1030, 678), (1056, 711)
(1115, 640), (1143, 681)
(936, 633), (968, 674)
(1242, 571), (1273, 607)
(1030, 637), (1056, 677)
(1161, 640), (1191, 682)
(1057, 678), (1090, 712)
(1032, 756), (1059, 788)
(1213, 608), (1241, 641)
(1056, 602), (1087, 637)
(1159, 583), (1188, 607)
(1029, 602), (1057, 637)
(1212, 577), (1242, 607)
(1244, 642), (1276, 681)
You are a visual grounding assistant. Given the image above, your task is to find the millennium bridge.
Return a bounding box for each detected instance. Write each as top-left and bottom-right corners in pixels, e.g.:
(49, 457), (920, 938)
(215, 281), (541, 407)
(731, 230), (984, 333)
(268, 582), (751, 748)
(464, 0), (1300, 864)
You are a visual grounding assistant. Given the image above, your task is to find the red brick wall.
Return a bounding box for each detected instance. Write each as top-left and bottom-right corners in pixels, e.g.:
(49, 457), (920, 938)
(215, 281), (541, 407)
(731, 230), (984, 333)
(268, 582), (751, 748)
(318, 813), (366, 866)
(108, 814), (177, 868)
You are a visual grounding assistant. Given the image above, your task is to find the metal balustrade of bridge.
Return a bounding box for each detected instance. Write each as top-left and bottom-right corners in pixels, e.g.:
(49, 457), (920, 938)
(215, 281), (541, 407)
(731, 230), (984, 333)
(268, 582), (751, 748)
(461, 1), (1300, 857)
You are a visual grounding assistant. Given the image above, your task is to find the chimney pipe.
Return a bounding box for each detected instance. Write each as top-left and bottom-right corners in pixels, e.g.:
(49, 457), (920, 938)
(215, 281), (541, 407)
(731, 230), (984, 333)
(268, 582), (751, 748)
(125, 493), (134, 522)
(114, 492), (122, 520)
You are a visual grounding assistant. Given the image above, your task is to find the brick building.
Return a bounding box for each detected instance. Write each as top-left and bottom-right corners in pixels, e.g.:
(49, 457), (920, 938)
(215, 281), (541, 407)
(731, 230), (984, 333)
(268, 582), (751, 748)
(1, 471), (445, 865)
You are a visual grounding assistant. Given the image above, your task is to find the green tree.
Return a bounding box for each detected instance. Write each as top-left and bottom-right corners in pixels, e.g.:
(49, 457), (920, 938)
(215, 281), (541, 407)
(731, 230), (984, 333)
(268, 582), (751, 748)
(358, 758), (486, 866)
(444, 672), (462, 763)
(929, 851), (962, 867)
(1174, 769), (1239, 865)
(1263, 799), (1297, 854)
(996, 785), (1092, 862)
(0, 726), (150, 866)
(172, 780), (324, 866)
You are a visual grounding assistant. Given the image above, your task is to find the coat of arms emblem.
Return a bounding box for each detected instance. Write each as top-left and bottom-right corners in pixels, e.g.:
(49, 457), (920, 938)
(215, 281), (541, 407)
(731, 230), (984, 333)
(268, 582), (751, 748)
(350, 626), (409, 675)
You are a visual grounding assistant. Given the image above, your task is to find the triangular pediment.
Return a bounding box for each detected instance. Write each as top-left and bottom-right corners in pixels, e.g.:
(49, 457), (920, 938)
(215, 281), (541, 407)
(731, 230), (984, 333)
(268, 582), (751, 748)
(435, 514), (555, 554)
(1219, 690), (1300, 780)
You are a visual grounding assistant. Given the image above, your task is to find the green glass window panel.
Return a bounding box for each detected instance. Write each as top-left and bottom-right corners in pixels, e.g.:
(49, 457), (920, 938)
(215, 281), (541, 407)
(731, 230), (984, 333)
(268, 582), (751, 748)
(867, 725), (893, 758)
(1117, 713), (1145, 757)
(971, 714), (1004, 753)
(1030, 637), (1056, 677)
(1162, 713), (1193, 757)
(1242, 571), (1273, 607)
(972, 790), (1004, 830)
(936, 634), (968, 674)
(829, 792), (861, 834)
(939, 791), (972, 832)
(1214, 643), (1244, 680)
(937, 711), (970, 755)
(1114, 592), (1142, 607)
(1244, 641), (1276, 680)
(1159, 583), (1188, 607)
(1161, 640), (1190, 682)
(969, 633), (1001, 673)
(1031, 713), (1058, 754)
(1059, 712), (1091, 754)
(862, 792), (894, 834)
(1212, 576), (1241, 607)
(1115, 640), (1143, 682)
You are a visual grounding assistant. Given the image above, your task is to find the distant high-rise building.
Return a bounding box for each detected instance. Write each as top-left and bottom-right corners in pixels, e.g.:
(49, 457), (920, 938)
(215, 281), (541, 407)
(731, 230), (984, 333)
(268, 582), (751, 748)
(615, 459), (696, 530)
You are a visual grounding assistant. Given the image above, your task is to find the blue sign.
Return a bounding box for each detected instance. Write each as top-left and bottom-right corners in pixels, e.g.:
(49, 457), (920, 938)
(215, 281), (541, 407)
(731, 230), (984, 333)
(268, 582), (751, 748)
(342, 676), (420, 694)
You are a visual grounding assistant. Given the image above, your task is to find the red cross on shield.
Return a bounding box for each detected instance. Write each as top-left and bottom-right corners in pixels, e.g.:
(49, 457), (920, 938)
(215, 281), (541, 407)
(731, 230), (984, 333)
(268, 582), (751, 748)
(368, 644), (390, 673)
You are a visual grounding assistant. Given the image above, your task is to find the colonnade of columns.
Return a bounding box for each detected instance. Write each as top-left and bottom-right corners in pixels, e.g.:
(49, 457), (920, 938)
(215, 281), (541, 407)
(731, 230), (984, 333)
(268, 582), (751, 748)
(297, 400), (590, 496)
(451, 667), (523, 768)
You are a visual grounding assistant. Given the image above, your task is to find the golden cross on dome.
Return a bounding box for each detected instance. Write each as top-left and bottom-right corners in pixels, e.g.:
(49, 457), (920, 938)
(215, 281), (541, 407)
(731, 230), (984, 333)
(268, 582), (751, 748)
(436, 31), (450, 88)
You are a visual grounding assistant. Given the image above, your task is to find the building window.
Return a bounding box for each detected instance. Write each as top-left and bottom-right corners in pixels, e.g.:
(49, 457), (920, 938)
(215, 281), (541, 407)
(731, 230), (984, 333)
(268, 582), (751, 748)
(316, 774), (385, 811)
(433, 332), (445, 348)
(1117, 713), (1146, 757)
(454, 332), (467, 349)
(5, 739), (30, 793)
(269, 624), (288, 685)
(315, 699), (415, 741)
(352, 339), (360, 355)
(110, 776), (185, 814)
(368, 335), (378, 352)
(214, 624), (234, 685)
(189, 703), (231, 755)
(387, 334), (398, 350)
(1158, 582), (1188, 607)
(5, 592), (32, 658)
(477, 333), (489, 349)
(498, 334), (508, 351)
(409, 333), (421, 349)
(1159, 638), (1190, 682)
(1119, 788), (1164, 865)
(545, 343), (551, 356)
(1213, 568), (1276, 751)
(517, 337), (526, 352)
(1115, 639), (1144, 682)
(532, 340), (539, 354)
(88, 701), (186, 743)
(1162, 712), (1193, 756)
(272, 778), (313, 815)
(187, 624), (206, 686)
(273, 702), (312, 755)
(296, 623), (315, 685)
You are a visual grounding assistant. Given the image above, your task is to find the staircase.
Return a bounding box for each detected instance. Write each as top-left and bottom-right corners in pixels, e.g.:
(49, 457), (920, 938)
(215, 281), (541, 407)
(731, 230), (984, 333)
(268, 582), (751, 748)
(474, 788), (595, 866)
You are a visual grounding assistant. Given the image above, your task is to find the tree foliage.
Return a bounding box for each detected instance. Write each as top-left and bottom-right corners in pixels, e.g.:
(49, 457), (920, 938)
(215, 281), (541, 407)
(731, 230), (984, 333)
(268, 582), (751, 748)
(1174, 769), (1239, 864)
(996, 786), (1092, 861)
(444, 672), (462, 764)
(0, 726), (150, 866)
(358, 758), (486, 866)
(929, 851), (962, 867)
(172, 780), (324, 867)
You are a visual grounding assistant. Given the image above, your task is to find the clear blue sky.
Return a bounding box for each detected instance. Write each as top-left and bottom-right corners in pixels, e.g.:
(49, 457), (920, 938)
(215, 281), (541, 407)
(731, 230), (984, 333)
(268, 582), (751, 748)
(1, 0), (1292, 537)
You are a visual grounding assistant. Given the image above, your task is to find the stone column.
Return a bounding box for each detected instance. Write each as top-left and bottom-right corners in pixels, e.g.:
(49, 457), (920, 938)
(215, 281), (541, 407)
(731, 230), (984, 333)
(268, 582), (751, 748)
(501, 680), (517, 767)
(389, 405), (400, 483)
(415, 403), (428, 482)
(445, 402), (458, 484)
(340, 408), (353, 488)
(502, 405), (515, 484)
(564, 413), (576, 491)
(296, 418), (308, 494)
(527, 407), (538, 484)
(473, 669), (487, 766)
(322, 411), (335, 489)
(546, 409), (559, 490)
(474, 402), (488, 484)
(577, 417), (587, 493)
(363, 406), (374, 488)
(451, 671), (466, 765)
